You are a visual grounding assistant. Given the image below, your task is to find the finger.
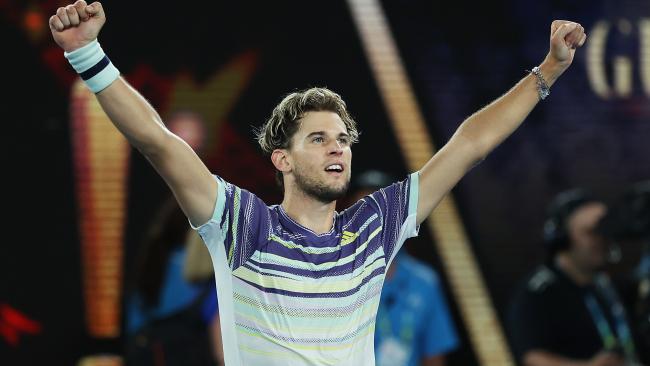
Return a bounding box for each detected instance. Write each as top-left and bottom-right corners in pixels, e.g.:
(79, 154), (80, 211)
(578, 32), (587, 47)
(56, 7), (70, 27)
(66, 5), (80, 26)
(554, 22), (579, 42)
(568, 25), (585, 48)
(551, 20), (572, 36)
(575, 26), (585, 47)
(566, 29), (581, 47)
(74, 0), (89, 21)
(49, 14), (64, 31)
(85, 2), (105, 19)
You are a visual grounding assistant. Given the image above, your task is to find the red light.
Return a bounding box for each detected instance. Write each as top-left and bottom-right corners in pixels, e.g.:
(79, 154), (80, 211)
(24, 10), (44, 34)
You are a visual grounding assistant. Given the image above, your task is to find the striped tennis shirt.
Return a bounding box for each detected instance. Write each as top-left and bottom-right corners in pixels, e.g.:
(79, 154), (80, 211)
(195, 172), (419, 365)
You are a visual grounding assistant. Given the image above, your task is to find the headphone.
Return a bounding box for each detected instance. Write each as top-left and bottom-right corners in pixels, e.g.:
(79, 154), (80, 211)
(543, 189), (596, 255)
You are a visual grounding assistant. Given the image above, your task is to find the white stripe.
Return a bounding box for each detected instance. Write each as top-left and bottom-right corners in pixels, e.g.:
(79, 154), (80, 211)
(84, 62), (120, 93)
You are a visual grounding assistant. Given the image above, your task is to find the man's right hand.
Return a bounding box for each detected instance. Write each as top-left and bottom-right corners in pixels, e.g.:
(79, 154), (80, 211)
(49, 0), (105, 52)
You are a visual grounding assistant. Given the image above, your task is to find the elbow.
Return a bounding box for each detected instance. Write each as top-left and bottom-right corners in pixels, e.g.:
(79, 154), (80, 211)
(449, 131), (488, 168)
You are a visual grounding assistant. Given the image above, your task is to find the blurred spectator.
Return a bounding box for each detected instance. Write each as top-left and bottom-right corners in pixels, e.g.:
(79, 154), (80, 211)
(124, 197), (220, 366)
(166, 110), (208, 155)
(507, 189), (641, 366)
(598, 181), (650, 365)
(184, 219), (224, 365)
(345, 170), (459, 366)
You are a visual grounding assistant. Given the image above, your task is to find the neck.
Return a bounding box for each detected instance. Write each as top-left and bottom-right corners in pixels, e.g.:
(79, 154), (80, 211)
(555, 254), (595, 286)
(281, 185), (337, 235)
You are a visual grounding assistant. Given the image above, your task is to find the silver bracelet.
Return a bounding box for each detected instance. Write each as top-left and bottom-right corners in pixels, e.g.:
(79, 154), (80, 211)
(528, 66), (550, 100)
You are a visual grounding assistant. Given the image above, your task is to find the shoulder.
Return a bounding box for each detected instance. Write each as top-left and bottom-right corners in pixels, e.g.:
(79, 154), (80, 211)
(508, 266), (559, 320)
(510, 265), (560, 309)
(525, 265), (559, 293)
(508, 266), (560, 307)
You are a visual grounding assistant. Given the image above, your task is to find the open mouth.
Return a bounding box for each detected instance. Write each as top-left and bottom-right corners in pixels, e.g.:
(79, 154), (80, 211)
(325, 164), (344, 174)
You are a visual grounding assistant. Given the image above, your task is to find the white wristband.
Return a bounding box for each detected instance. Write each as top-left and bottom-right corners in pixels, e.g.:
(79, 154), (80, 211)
(64, 39), (120, 93)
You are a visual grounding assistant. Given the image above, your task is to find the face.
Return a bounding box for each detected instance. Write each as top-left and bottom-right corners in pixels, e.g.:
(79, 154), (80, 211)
(565, 202), (608, 271)
(278, 111), (353, 203)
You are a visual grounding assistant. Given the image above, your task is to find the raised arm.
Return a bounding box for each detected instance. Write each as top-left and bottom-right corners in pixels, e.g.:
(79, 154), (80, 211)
(49, 1), (217, 226)
(416, 20), (587, 224)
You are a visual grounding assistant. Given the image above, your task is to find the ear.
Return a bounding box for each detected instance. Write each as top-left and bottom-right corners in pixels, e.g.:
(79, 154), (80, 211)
(271, 149), (291, 173)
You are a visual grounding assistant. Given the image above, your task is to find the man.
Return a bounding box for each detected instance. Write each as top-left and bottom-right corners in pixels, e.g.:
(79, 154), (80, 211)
(348, 170), (459, 366)
(507, 190), (641, 366)
(49, 2), (586, 364)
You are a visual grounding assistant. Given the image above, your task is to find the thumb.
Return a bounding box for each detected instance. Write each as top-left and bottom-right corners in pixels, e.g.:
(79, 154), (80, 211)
(552, 22), (578, 41)
(85, 2), (105, 19)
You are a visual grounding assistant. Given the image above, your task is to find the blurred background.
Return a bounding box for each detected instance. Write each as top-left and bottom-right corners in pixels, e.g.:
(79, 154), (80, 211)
(2, 0), (650, 365)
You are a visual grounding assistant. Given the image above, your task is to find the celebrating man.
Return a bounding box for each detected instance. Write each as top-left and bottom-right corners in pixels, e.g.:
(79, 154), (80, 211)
(50, 1), (586, 365)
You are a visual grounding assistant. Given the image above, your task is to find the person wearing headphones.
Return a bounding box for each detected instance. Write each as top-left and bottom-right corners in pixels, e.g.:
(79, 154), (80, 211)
(506, 190), (642, 366)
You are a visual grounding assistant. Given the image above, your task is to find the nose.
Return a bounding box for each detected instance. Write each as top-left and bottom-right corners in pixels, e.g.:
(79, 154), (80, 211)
(328, 140), (344, 155)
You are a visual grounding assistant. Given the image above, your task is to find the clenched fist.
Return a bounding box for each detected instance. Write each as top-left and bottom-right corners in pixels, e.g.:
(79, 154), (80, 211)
(49, 0), (105, 53)
(548, 20), (587, 69)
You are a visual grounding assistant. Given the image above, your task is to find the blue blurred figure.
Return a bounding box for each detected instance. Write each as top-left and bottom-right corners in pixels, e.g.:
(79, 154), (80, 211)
(345, 170), (459, 366)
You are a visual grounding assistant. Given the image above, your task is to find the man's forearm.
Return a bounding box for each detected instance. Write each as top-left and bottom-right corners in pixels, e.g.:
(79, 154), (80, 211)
(95, 77), (170, 155)
(452, 56), (566, 162)
(50, 1), (218, 226)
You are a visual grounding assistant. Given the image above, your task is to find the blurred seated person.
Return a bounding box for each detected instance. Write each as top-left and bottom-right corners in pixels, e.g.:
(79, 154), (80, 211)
(345, 170), (459, 366)
(125, 197), (220, 366)
(184, 219), (225, 365)
(599, 182), (650, 365)
(507, 190), (642, 366)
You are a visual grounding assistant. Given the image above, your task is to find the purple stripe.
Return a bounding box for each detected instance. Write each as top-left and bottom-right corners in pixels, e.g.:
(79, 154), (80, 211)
(260, 227), (384, 265)
(247, 251), (386, 278)
(234, 265), (386, 298)
(79, 55), (110, 80)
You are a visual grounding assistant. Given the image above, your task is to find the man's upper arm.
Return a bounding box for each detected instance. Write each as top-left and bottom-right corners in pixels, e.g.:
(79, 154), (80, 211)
(146, 131), (218, 227)
(416, 135), (480, 223)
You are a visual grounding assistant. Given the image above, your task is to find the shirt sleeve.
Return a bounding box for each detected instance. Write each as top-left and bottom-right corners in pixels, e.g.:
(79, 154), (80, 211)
(421, 271), (459, 357)
(192, 175), (271, 271)
(366, 172), (420, 263)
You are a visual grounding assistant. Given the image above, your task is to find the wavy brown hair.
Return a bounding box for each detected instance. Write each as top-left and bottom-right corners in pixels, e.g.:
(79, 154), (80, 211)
(255, 87), (359, 187)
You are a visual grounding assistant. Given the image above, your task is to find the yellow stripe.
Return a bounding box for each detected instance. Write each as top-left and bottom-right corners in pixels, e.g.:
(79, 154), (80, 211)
(251, 227), (384, 271)
(232, 298), (381, 333)
(262, 226), (382, 272)
(233, 255), (386, 293)
(228, 187), (241, 266)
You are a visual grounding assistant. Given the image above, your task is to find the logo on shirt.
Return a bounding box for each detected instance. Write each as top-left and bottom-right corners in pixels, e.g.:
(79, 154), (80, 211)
(341, 231), (360, 246)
